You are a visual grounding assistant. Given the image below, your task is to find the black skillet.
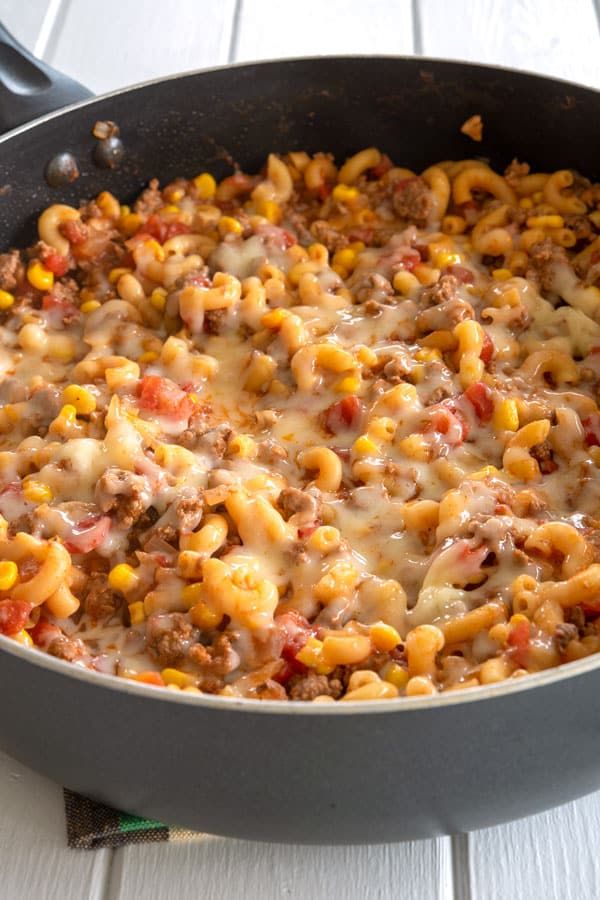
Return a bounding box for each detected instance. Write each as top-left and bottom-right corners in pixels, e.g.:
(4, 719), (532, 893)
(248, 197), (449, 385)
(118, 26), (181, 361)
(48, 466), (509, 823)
(0, 23), (599, 843)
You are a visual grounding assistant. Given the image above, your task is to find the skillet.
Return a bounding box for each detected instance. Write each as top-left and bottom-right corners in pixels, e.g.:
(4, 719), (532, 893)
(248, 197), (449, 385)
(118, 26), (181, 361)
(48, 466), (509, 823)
(0, 23), (599, 843)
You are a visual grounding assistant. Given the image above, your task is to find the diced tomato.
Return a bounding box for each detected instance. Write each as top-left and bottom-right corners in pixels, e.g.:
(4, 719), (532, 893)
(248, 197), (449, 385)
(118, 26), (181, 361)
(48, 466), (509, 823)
(0, 599), (33, 635)
(139, 215), (191, 244)
(508, 619), (531, 667)
(322, 395), (364, 434)
(41, 249), (69, 276)
(29, 619), (62, 648)
(583, 413), (600, 447)
(257, 223), (296, 250)
(480, 332), (494, 364)
(138, 375), (194, 421)
(443, 264), (474, 284)
(370, 154), (393, 179)
(42, 294), (79, 322)
(426, 401), (469, 444)
(298, 522), (320, 540)
(317, 182), (333, 201)
(132, 671), (166, 687)
(60, 218), (88, 245)
(273, 611), (315, 683)
(64, 515), (111, 554)
(464, 382), (494, 423)
(397, 252), (421, 272)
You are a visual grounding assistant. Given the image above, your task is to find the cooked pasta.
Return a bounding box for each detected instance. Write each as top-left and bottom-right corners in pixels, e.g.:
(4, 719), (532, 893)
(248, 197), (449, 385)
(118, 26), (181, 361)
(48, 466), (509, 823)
(0, 148), (600, 702)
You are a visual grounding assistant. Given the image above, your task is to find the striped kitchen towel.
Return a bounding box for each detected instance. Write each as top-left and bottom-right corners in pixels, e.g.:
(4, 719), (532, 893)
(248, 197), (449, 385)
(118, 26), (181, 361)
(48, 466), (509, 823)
(64, 789), (204, 849)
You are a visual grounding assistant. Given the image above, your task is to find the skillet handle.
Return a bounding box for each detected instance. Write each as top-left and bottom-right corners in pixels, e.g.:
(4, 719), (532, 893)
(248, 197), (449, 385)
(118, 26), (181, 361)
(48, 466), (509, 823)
(0, 22), (92, 134)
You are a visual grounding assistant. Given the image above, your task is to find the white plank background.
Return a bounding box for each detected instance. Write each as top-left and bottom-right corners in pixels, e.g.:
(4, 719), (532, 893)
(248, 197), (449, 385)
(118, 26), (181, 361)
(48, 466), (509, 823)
(2, 1), (600, 898)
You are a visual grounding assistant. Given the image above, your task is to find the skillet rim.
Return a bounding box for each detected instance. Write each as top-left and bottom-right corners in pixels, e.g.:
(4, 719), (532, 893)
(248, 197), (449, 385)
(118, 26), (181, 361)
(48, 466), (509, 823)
(0, 52), (598, 149)
(1, 53), (599, 715)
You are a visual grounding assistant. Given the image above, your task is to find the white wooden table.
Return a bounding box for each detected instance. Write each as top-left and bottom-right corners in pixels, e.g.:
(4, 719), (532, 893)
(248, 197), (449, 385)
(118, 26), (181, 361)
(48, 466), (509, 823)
(2, 1), (600, 897)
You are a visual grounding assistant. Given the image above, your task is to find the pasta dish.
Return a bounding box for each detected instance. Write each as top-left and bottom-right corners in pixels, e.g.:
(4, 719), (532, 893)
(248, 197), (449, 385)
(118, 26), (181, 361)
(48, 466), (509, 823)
(0, 147), (599, 702)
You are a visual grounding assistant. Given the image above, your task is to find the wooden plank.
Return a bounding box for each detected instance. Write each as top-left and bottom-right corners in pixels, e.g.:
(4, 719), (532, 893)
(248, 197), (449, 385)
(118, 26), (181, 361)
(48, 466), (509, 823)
(234, 0), (415, 60)
(468, 793), (600, 900)
(0, 751), (111, 900)
(43, 0), (237, 93)
(417, 0), (600, 86)
(110, 834), (454, 900)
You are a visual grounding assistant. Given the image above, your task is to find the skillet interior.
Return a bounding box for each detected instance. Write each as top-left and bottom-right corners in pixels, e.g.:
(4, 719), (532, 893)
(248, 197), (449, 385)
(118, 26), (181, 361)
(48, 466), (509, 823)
(0, 56), (599, 842)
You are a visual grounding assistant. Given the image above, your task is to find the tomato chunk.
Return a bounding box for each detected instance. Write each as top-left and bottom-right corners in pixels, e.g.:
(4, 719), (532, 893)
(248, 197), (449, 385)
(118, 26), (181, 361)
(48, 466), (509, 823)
(583, 413), (600, 447)
(0, 599), (33, 635)
(444, 264), (475, 284)
(41, 249), (69, 276)
(273, 611), (315, 683)
(29, 619), (62, 647)
(139, 215), (191, 244)
(508, 619), (530, 667)
(480, 332), (494, 364)
(426, 402), (469, 444)
(464, 382), (494, 423)
(322, 395), (364, 434)
(64, 515), (112, 554)
(60, 218), (88, 245)
(138, 375), (194, 420)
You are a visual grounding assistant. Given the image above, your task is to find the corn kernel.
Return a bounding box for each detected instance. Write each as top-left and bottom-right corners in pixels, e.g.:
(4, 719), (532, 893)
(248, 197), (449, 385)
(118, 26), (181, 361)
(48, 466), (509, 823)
(58, 404), (77, 423)
(169, 189), (185, 203)
(381, 661), (409, 690)
(194, 173), (217, 199)
(150, 287), (167, 311)
(332, 184), (359, 205)
(370, 621), (402, 652)
(61, 384), (96, 416)
(296, 636), (325, 668)
(0, 290), (14, 310)
(218, 216), (243, 236)
(493, 398), (519, 431)
(80, 300), (101, 314)
(414, 348), (442, 363)
(331, 264), (348, 279)
(22, 480), (53, 504)
(190, 600), (222, 630)
(120, 205), (130, 216)
(430, 248), (461, 269)
(0, 560), (18, 591)
(119, 212), (142, 235)
(160, 205), (180, 215)
(139, 351), (159, 364)
(335, 374), (361, 394)
(108, 266), (133, 284)
(492, 268), (513, 281)
(128, 601), (146, 624)
(519, 197), (533, 210)
(397, 434), (430, 461)
(353, 435), (379, 456)
(13, 629), (33, 647)
(27, 261), (54, 292)
(392, 269), (420, 296)
(356, 345), (378, 367)
(333, 247), (359, 271)
(255, 198), (282, 224)
(161, 668), (196, 688)
(108, 563), (140, 594)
